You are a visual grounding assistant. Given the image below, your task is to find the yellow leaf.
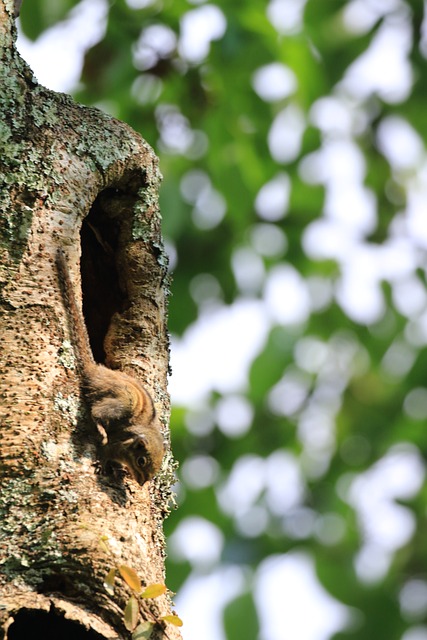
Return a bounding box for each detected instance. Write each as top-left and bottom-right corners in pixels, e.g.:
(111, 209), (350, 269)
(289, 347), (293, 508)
(160, 614), (183, 627)
(133, 621), (154, 639)
(124, 596), (139, 631)
(140, 583), (167, 599)
(103, 568), (116, 595)
(99, 538), (110, 554)
(119, 565), (142, 592)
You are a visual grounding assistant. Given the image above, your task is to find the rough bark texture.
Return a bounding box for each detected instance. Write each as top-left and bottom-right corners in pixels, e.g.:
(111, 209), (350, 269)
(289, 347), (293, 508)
(0, 2), (180, 638)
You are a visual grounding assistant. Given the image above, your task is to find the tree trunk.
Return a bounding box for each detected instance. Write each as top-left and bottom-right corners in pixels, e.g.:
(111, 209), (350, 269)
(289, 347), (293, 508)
(0, 3), (179, 638)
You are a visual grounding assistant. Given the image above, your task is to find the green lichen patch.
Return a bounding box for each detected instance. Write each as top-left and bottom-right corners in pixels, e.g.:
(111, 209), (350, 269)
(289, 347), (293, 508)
(53, 392), (80, 427)
(57, 340), (76, 370)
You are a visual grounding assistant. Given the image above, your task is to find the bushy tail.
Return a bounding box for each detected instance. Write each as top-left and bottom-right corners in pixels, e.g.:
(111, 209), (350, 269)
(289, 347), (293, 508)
(55, 248), (94, 370)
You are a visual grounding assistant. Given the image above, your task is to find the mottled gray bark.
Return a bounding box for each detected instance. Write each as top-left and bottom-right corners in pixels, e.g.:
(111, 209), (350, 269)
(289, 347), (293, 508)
(0, 2), (179, 638)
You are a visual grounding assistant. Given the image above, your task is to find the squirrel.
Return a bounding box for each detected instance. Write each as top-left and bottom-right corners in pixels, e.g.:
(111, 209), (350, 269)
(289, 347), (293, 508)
(55, 248), (164, 485)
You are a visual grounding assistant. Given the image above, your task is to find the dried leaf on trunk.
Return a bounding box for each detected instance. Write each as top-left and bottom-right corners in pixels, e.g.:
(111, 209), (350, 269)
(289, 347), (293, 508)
(119, 565), (142, 592)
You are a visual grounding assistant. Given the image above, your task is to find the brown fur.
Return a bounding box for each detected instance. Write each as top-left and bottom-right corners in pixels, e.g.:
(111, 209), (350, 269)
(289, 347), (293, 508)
(56, 249), (164, 484)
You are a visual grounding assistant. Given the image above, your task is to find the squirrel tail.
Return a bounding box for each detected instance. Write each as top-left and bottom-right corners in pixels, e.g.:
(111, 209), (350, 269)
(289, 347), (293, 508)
(55, 248), (95, 369)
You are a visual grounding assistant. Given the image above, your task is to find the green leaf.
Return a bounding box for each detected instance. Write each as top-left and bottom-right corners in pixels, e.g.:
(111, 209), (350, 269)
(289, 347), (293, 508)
(132, 621), (154, 639)
(103, 568), (116, 595)
(223, 591), (259, 640)
(19, 0), (78, 40)
(249, 326), (296, 403)
(140, 583), (167, 599)
(118, 565), (142, 592)
(124, 596), (139, 632)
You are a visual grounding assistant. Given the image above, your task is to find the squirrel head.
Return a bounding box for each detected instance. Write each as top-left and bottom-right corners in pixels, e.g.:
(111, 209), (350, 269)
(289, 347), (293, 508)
(121, 429), (165, 484)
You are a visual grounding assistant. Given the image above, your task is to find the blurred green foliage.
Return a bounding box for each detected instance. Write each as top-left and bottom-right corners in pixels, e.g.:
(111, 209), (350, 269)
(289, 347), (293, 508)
(19, 0), (427, 638)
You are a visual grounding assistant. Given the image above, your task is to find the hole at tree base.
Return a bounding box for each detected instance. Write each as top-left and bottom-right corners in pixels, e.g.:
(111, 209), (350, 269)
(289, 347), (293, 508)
(7, 608), (105, 640)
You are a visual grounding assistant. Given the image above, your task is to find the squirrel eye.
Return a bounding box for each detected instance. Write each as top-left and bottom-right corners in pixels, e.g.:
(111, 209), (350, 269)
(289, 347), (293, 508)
(137, 456), (147, 468)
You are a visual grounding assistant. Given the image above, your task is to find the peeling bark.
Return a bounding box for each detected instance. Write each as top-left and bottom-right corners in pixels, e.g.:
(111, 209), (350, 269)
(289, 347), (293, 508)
(0, 2), (180, 638)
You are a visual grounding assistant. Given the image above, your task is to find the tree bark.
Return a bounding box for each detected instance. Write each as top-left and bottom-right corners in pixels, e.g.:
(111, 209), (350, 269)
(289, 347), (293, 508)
(0, 2), (179, 638)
